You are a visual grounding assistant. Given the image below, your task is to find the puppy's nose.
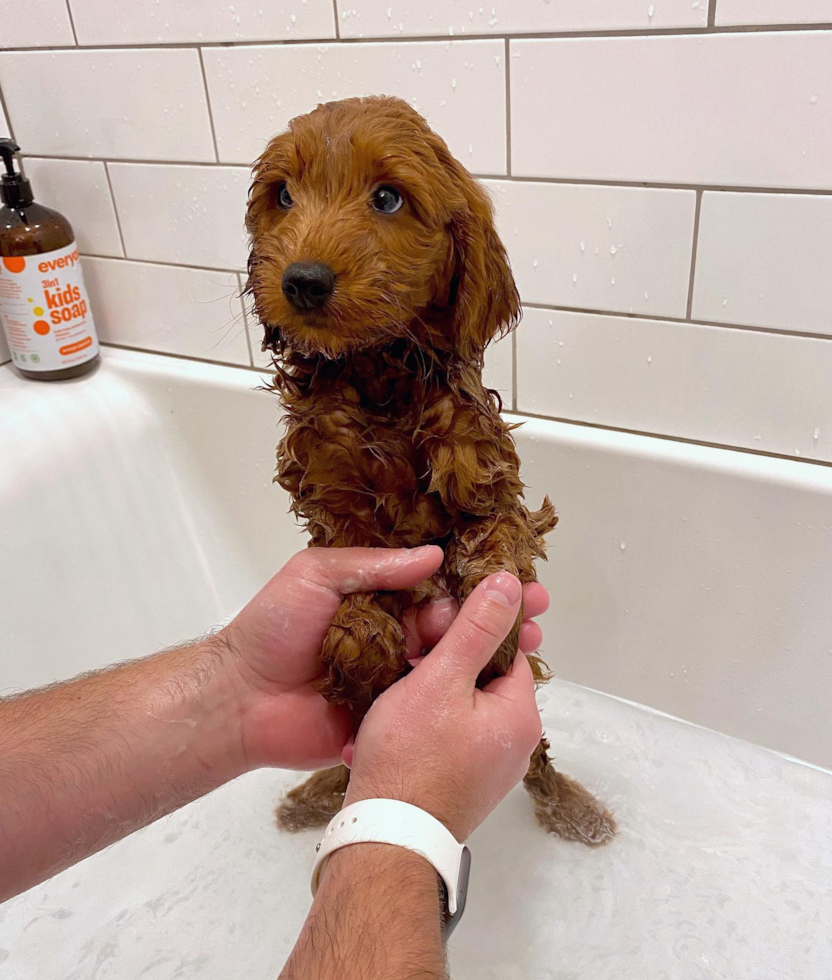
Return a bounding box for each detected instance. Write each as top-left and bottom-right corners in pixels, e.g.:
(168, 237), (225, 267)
(282, 262), (335, 311)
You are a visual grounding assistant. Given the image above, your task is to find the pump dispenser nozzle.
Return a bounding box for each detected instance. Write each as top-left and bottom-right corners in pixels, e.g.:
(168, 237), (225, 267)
(0, 140), (33, 208)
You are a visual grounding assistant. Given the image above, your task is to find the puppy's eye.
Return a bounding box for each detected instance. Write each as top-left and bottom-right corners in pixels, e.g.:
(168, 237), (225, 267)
(371, 186), (404, 214)
(277, 182), (294, 209)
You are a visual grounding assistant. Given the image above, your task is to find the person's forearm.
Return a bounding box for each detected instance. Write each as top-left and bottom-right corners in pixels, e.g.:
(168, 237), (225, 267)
(0, 635), (247, 902)
(281, 843), (447, 980)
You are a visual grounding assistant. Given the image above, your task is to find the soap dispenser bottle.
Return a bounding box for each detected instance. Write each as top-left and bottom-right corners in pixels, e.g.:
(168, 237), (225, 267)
(0, 140), (100, 380)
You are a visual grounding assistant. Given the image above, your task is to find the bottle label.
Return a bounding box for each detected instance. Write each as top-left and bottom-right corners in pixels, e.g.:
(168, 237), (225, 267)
(0, 241), (99, 372)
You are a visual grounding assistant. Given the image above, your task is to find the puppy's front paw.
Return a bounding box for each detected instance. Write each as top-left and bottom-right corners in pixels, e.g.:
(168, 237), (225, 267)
(317, 593), (409, 710)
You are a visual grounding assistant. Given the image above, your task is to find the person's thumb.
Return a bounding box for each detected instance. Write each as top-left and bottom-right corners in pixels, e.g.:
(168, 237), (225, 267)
(416, 572), (522, 688)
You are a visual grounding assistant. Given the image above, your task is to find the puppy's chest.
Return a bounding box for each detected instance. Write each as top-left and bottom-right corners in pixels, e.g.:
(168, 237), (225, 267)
(278, 373), (452, 545)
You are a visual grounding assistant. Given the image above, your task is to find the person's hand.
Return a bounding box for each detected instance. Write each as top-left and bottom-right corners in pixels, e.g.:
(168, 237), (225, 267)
(217, 547), (548, 775)
(343, 572), (545, 840)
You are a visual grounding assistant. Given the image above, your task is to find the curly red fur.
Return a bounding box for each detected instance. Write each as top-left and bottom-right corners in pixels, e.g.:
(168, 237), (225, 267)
(247, 96), (614, 845)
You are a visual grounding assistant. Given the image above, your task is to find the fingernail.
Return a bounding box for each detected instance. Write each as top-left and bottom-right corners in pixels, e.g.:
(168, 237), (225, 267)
(485, 573), (522, 606)
(410, 545), (439, 558)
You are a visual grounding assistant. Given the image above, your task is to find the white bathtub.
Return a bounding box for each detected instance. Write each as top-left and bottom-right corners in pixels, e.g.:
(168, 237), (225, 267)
(1, 348), (830, 979)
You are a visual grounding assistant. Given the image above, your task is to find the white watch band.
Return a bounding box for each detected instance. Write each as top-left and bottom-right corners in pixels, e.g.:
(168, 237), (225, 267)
(311, 799), (470, 920)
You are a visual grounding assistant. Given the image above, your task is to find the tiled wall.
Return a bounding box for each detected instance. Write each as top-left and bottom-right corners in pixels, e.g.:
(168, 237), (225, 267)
(1, 2), (831, 464)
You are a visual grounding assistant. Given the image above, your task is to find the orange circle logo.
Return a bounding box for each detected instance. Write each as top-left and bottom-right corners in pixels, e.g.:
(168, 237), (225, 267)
(33, 320), (50, 336)
(2, 257), (25, 273)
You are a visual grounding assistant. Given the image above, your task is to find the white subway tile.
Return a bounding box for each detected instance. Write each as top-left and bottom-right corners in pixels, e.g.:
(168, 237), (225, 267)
(203, 40), (506, 172)
(517, 308), (832, 461)
(0, 98), (9, 138)
(0, 49), (215, 161)
(22, 158), (123, 256)
(69, 0), (335, 45)
(341, 0), (706, 37)
(483, 334), (512, 400)
(717, 1), (832, 25)
(511, 33), (832, 189)
(0, 0), (75, 48)
(693, 192), (832, 335)
(108, 163), (249, 270)
(485, 180), (695, 318)
(82, 257), (250, 366)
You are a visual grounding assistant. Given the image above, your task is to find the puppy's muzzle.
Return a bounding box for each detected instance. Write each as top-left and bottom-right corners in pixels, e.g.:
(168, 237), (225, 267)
(282, 261), (336, 312)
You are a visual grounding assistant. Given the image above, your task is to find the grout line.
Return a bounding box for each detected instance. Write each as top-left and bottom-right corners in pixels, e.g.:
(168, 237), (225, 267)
(521, 302), (832, 342)
(21, 154), (832, 197)
(102, 162), (128, 258)
(504, 37), (511, 177)
(332, 0), (341, 40)
(477, 174), (832, 196)
(709, 0), (717, 29)
(685, 189), (703, 320)
(0, 82), (16, 142)
(508, 408), (832, 470)
(81, 251), (243, 275)
(510, 327), (518, 412)
(26, 152), (244, 169)
(100, 341), (267, 375)
(236, 272), (255, 368)
(197, 48), (221, 163)
(63, 0), (79, 45)
(2, 24), (832, 52)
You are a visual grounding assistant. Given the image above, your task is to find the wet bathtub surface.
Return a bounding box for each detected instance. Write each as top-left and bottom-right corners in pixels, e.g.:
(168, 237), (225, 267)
(1, 681), (830, 980)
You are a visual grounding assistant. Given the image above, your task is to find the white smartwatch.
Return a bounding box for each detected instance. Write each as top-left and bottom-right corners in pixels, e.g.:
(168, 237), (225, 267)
(311, 799), (472, 936)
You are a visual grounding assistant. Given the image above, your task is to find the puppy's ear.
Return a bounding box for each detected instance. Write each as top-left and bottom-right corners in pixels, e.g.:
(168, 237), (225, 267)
(447, 168), (520, 364)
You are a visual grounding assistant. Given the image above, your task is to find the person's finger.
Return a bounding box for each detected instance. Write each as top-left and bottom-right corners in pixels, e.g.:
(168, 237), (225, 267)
(522, 582), (549, 620)
(403, 596), (459, 661)
(341, 734), (356, 769)
(412, 597), (459, 648)
(519, 620), (543, 654)
(482, 651), (539, 708)
(417, 573), (522, 688)
(402, 608), (423, 660)
(287, 545), (444, 598)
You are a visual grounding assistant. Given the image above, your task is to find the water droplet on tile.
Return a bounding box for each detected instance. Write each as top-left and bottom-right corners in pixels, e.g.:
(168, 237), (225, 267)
(572, 272), (578, 283)
(580, 240), (586, 253)
(814, 427), (821, 441)
(810, 94), (818, 105)
(620, 541), (626, 551)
